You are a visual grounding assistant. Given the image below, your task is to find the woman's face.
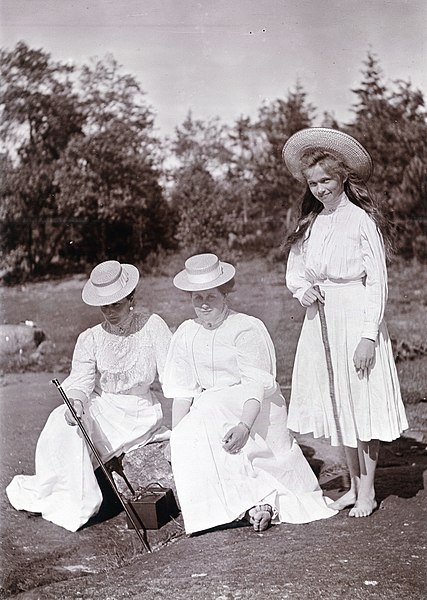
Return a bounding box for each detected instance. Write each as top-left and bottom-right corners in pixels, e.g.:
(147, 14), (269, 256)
(304, 163), (345, 205)
(191, 288), (226, 325)
(100, 297), (132, 326)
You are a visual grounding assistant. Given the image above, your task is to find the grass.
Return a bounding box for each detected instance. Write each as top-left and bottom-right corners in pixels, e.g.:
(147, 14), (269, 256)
(1, 257), (426, 404)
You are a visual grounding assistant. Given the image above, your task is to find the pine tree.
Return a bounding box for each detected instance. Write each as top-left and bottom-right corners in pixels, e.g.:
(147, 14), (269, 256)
(348, 51), (427, 258)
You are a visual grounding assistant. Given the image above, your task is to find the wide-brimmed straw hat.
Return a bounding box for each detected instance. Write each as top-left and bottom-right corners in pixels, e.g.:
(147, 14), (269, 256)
(82, 260), (140, 306)
(282, 127), (373, 183)
(173, 253), (235, 292)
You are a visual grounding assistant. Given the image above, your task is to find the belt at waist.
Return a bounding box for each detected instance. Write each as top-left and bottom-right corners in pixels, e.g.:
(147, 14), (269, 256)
(118, 384), (151, 396)
(316, 278), (364, 288)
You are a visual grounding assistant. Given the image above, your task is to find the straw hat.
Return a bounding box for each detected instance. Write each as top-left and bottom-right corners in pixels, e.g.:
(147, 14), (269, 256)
(173, 253), (235, 292)
(282, 127), (373, 183)
(82, 260), (140, 306)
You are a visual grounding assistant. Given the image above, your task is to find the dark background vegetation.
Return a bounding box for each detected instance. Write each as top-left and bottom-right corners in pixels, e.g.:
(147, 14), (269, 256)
(0, 42), (426, 285)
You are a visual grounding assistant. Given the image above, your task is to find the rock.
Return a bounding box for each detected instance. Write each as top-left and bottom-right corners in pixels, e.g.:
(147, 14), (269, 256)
(34, 340), (56, 356)
(118, 440), (176, 494)
(113, 440), (185, 550)
(0, 324), (45, 356)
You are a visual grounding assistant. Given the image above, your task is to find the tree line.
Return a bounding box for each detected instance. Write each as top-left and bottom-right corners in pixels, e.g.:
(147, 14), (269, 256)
(1, 42), (426, 283)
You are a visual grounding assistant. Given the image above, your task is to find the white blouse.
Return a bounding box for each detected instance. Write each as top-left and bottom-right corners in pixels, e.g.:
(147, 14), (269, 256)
(286, 194), (388, 340)
(62, 313), (172, 401)
(162, 313), (279, 403)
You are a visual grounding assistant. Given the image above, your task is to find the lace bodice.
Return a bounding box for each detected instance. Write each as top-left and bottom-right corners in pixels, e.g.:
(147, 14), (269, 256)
(62, 313), (172, 399)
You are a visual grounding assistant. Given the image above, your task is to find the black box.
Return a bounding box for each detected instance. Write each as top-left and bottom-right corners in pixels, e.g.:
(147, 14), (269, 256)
(126, 486), (179, 530)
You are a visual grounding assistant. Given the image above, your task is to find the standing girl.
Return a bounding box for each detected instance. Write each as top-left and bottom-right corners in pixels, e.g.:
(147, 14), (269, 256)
(282, 128), (408, 517)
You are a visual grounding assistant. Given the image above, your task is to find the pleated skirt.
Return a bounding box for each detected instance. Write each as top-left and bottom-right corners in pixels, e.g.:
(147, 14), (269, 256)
(288, 281), (408, 447)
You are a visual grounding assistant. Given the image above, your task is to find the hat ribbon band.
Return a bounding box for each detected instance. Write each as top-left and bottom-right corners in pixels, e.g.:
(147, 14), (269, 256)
(94, 270), (129, 297)
(187, 265), (223, 284)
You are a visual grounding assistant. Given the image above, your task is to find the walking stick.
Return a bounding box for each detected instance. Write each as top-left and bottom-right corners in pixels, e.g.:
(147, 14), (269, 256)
(51, 379), (151, 553)
(313, 287), (349, 490)
(313, 286), (342, 446)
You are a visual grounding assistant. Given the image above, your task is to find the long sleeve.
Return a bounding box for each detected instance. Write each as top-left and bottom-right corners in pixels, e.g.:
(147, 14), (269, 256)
(286, 242), (312, 304)
(360, 214), (388, 340)
(234, 318), (278, 403)
(162, 323), (202, 399)
(148, 314), (172, 385)
(61, 329), (96, 402)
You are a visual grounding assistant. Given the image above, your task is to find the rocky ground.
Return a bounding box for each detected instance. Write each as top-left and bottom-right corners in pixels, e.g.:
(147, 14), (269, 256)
(1, 372), (426, 600)
(1, 261), (426, 598)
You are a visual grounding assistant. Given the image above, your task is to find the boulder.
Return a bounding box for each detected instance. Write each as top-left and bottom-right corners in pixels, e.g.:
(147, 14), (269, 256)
(113, 440), (185, 550)
(0, 324), (45, 356)
(119, 440), (176, 494)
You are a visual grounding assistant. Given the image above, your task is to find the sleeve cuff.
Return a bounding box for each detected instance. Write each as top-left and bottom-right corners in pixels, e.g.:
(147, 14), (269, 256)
(240, 382), (265, 404)
(162, 386), (201, 399)
(361, 324), (379, 341)
(66, 389), (89, 405)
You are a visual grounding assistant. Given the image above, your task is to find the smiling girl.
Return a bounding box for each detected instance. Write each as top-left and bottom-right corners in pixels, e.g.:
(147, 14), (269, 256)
(282, 128), (408, 518)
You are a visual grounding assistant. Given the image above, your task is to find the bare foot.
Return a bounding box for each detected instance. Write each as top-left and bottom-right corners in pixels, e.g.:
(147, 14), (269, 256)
(348, 498), (377, 518)
(247, 504), (273, 531)
(329, 490), (357, 511)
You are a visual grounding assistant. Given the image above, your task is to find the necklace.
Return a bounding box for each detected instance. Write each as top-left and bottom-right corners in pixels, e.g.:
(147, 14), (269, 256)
(198, 306), (230, 330)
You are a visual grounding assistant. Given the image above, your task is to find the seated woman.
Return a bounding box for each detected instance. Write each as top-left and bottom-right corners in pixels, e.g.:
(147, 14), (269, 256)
(6, 260), (172, 532)
(162, 253), (337, 535)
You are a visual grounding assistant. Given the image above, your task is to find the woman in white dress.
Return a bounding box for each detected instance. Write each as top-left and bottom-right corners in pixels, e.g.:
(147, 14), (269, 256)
(6, 260), (172, 532)
(162, 253), (336, 535)
(282, 128), (408, 518)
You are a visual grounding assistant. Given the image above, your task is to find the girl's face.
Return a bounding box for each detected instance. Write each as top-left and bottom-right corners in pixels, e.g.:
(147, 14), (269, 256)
(304, 163), (345, 205)
(191, 288), (226, 326)
(100, 297), (132, 326)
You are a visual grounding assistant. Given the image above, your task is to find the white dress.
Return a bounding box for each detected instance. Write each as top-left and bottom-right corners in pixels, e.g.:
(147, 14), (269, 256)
(286, 193), (408, 447)
(6, 312), (172, 532)
(162, 312), (336, 534)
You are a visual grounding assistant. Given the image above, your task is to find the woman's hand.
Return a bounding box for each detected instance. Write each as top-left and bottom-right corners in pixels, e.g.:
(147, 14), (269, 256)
(353, 338), (376, 378)
(222, 423), (250, 454)
(301, 286), (325, 307)
(64, 399), (84, 426)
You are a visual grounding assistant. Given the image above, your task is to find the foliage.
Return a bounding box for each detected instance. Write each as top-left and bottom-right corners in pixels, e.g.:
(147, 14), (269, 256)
(347, 51), (427, 259)
(168, 85), (315, 254)
(246, 83), (315, 245)
(0, 42), (84, 280)
(55, 56), (175, 265)
(0, 43), (173, 282)
(1, 44), (426, 284)
(167, 113), (236, 254)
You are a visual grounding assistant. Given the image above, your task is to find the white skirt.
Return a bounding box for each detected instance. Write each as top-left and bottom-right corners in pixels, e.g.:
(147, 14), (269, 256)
(6, 390), (166, 532)
(171, 385), (336, 534)
(288, 281), (408, 447)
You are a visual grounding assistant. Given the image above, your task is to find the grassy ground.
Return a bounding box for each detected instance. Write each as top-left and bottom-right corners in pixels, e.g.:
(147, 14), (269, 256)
(1, 256), (426, 402)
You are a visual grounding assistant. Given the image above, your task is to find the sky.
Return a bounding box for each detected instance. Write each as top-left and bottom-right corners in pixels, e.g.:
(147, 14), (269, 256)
(1, 0), (426, 138)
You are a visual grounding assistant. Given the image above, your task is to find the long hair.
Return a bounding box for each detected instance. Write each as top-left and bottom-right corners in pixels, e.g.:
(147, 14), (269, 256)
(283, 150), (393, 258)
